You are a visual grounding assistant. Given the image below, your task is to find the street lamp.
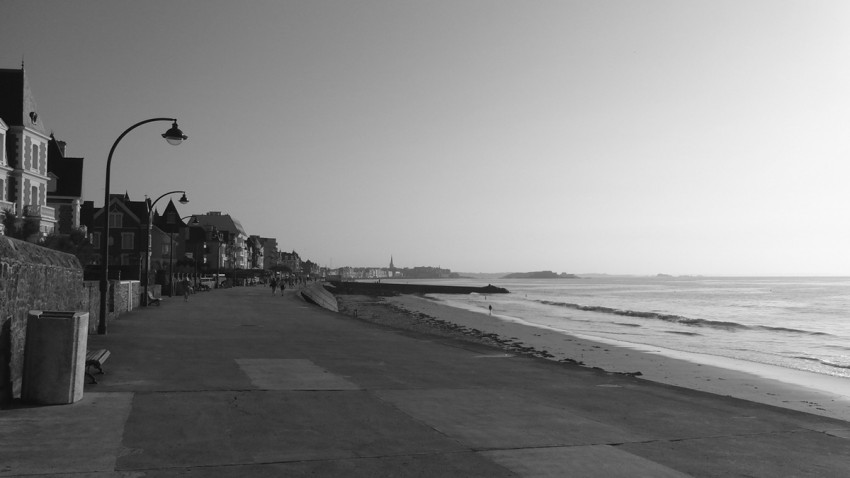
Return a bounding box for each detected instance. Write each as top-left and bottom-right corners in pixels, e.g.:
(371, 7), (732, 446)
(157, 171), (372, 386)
(143, 191), (188, 306)
(98, 118), (187, 335)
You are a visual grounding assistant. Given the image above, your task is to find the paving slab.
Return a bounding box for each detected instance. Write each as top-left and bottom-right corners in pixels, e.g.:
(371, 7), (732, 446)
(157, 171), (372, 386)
(0, 392), (133, 476)
(481, 445), (692, 478)
(620, 430), (850, 478)
(376, 388), (650, 449)
(117, 390), (468, 471)
(236, 358), (361, 390)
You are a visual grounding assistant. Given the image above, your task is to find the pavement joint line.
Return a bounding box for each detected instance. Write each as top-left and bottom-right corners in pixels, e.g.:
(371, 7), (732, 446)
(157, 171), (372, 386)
(115, 449), (492, 473)
(457, 428), (828, 453)
(610, 427), (825, 446)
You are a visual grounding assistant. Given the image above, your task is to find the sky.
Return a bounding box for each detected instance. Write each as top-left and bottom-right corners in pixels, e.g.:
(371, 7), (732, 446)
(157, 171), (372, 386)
(4, 0), (850, 276)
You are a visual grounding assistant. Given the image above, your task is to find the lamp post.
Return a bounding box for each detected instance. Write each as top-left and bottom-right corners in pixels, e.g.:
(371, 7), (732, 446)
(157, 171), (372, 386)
(143, 191), (188, 306)
(98, 118), (187, 335)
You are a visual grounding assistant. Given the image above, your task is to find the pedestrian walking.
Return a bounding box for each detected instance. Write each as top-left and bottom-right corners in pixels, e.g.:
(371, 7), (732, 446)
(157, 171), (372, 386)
(183, 278), (192, 302)
(270, 277), (278, 295)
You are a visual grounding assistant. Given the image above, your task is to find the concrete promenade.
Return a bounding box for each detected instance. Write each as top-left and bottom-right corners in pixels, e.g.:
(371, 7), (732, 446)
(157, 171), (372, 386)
(2, 286), (850, 477)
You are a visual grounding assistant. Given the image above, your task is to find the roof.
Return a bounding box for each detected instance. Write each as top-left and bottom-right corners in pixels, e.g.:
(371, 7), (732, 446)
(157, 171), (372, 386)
(0, 67), (48, 135)
(153, 199), (189, 233)
(194, 212), (247, 237)
(47, 136), (84, 197)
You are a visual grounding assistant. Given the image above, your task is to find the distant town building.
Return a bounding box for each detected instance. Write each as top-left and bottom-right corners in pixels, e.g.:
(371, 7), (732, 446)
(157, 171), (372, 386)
(259, 237), (278, 270)
(193, 212), (248, 269)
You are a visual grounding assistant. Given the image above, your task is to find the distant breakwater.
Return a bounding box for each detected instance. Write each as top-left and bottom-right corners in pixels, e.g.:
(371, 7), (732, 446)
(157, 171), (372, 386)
(326, 281), (509, 296)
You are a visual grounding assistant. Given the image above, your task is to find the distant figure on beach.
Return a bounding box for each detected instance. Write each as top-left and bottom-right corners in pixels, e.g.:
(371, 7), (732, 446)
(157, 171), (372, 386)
(489, 305), (492, 316)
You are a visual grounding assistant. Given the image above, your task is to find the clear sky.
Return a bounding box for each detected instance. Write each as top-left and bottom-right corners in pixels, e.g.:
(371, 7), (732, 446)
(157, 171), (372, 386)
(4, 0), (850, 275)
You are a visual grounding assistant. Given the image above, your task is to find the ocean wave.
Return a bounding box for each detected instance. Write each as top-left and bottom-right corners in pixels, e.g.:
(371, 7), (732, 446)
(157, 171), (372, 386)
(794, 356), (850, 370)
(538, 300), (749, 331)
(538, 300), (833, 337)
(757, 325), (830, 336)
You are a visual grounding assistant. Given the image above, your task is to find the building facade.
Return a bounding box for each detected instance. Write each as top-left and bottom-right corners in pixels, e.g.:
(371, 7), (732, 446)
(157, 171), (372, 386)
(0, 67), (56, 236)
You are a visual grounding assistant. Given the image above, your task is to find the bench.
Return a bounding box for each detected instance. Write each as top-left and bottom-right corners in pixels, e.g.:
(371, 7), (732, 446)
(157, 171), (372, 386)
(146, 291), (161, 306)
(85, 349), (111, 384)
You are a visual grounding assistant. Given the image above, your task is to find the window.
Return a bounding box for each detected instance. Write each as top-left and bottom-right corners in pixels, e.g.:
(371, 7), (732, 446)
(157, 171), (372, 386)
(109, 212), (123, 228)
(0, 132), (4, 164)
(162, 243), (170, 255)
(31, 186), (38, 205)
(32, 145), (38, 171)
(121, 232), (134, 250)
(91, 232), (100, 248)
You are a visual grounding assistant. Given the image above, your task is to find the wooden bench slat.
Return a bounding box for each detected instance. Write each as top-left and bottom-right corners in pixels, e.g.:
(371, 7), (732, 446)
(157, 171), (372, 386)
(85, 349), (110, 384)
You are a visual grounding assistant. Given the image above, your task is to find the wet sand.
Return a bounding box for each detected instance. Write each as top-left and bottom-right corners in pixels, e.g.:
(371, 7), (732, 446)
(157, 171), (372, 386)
(337, 293), (850, 423)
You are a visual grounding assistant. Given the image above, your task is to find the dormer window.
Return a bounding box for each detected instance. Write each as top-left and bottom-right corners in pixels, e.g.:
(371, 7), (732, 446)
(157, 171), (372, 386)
(29, 111), (38, 124)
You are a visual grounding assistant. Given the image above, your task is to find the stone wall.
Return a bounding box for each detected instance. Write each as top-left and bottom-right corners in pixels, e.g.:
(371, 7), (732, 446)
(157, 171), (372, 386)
(0, 237), (84, 407)
(1, 237), (165, 407)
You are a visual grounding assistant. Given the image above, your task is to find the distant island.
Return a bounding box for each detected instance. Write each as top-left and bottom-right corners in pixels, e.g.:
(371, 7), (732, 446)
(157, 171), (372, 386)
(501, 271), (579, 279)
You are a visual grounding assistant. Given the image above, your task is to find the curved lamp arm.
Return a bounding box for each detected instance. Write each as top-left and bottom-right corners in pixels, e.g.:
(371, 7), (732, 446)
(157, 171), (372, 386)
(99, 117), (186, 335)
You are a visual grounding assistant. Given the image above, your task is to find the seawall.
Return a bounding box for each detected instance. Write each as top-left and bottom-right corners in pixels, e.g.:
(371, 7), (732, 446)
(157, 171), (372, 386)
(326, 281), (509, 296)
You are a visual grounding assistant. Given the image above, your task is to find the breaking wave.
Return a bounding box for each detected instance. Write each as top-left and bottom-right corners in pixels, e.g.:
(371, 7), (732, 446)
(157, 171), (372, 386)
(537, 300), (829, 336)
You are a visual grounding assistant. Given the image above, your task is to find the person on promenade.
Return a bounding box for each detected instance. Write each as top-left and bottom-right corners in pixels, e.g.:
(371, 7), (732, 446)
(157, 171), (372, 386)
(270, 277), (278, 295)
(182, 278), (192, 302)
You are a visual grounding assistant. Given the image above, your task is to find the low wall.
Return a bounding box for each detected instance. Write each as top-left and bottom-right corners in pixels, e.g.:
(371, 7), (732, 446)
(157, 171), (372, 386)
(0, 237), (84, 407)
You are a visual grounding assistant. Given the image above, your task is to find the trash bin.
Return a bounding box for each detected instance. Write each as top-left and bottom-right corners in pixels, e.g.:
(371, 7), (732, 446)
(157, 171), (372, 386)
(22, 311), (89, 405)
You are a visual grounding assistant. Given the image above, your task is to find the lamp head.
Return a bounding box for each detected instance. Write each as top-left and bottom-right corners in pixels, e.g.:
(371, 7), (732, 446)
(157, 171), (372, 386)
(162, 121), (188, 146)
(179, 192), (189, 204)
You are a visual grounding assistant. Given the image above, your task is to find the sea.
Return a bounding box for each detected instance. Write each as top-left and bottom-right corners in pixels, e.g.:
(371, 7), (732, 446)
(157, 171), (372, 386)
(392, 276), (850, 380)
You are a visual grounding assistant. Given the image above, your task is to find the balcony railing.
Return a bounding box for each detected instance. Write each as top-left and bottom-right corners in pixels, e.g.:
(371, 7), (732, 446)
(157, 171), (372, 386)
(0, 200), (14, 214)
(23, 204), (56, 221)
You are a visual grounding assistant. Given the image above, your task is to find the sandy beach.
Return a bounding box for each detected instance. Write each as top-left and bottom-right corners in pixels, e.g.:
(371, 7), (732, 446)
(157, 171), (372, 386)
(337, 293), (850, 423)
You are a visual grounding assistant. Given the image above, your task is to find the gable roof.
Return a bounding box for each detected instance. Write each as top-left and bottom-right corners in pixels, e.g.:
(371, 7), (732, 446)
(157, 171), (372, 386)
(153, 199), (188, 233)
(91, 194), (147, 225)
(194, 212), (247, 237)
(0, 67), (48, 135)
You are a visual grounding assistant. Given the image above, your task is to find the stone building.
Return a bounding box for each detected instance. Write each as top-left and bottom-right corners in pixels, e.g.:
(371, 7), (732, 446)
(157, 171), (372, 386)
(46, 136), (84, 234)
(0, 66), (56, 236)
(193, 212), (248, 270)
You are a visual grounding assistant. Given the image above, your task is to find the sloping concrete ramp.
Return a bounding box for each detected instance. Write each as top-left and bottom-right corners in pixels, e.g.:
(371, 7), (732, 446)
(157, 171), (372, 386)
(300, 282), (339, 312)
